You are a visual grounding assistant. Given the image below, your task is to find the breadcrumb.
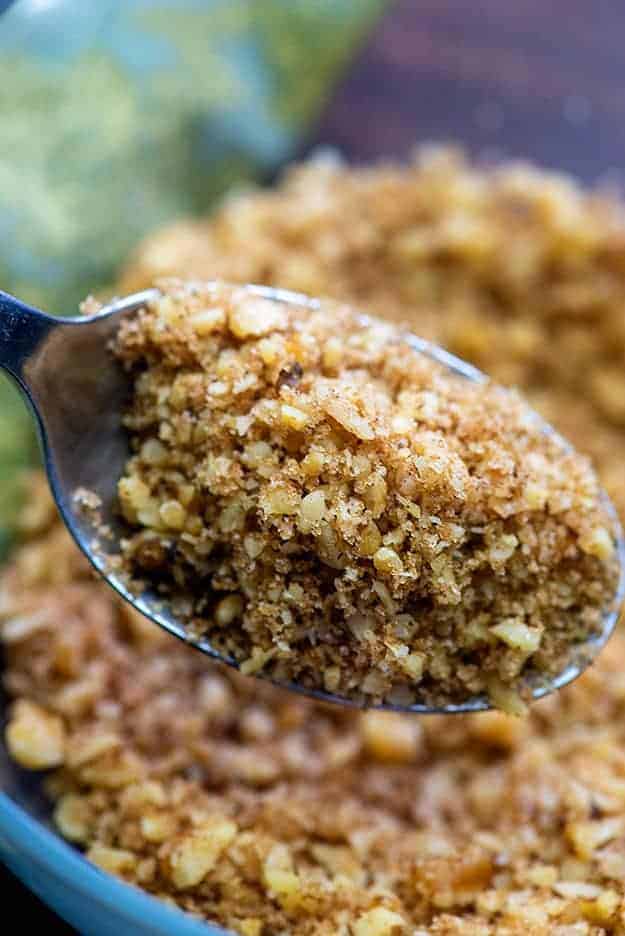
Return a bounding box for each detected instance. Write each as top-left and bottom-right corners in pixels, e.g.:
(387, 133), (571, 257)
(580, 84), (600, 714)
(111, 281), (618, 709)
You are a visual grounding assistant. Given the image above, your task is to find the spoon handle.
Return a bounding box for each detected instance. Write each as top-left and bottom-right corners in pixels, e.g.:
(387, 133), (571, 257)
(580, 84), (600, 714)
(0, 290), (56, 384)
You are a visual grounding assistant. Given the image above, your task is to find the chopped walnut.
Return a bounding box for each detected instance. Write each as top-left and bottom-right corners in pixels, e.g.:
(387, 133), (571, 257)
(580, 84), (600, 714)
(167, 818), (237, 889)
(5, 699), (66, 769)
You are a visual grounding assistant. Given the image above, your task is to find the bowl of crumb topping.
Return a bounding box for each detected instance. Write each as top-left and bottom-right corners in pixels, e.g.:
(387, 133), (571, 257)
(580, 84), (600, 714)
(4, 147), (625, 934)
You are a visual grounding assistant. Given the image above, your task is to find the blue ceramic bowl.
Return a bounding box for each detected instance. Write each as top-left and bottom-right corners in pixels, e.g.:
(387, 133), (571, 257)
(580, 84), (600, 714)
(0, 786), (222, 935)
(0, 679), (226, 932)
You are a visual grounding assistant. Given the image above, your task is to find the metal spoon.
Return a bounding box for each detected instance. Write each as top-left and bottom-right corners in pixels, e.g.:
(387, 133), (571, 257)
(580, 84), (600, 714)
(1, 284), (623, 714)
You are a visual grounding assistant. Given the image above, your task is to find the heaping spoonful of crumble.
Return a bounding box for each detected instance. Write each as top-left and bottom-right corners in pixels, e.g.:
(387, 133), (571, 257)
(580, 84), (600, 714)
(0, 280), (622, 713)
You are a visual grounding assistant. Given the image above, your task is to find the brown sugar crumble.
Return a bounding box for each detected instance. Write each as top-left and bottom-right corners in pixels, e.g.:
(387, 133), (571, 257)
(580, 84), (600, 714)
(111, 281), (617, 711)
(3, 478), (625, 936)
(4, 148), (625, 934)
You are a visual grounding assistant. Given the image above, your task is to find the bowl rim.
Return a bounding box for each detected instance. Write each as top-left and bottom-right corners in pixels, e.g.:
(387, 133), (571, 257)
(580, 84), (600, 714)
(0, 789), (228, 934)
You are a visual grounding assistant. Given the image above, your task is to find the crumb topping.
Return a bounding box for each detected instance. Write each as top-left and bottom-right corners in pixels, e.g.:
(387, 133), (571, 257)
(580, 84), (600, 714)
(2, 480), (625, 935)
(111, 281), (617, 709)
(4, 148), (625, 934)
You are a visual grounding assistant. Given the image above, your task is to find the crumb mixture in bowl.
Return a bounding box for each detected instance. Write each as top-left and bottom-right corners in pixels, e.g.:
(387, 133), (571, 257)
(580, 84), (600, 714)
(4, 148), (625, 934)
(111, 280), (618, 711)
(4, 480), (625, 936)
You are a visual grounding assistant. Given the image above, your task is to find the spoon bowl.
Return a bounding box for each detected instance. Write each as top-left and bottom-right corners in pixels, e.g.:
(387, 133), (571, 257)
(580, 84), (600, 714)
(1, 284), (623, 714)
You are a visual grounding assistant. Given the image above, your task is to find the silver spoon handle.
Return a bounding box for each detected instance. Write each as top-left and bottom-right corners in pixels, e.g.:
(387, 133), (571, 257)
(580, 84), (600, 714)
(0, 290), (56, 384)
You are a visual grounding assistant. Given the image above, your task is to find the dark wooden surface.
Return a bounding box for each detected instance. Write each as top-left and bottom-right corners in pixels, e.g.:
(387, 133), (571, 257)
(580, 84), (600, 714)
(311, 0), (625, 183)
(5, 0), (625, 930)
